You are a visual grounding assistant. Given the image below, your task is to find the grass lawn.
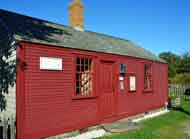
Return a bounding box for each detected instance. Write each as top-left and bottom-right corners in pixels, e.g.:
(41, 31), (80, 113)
(98, 99), (190, 139)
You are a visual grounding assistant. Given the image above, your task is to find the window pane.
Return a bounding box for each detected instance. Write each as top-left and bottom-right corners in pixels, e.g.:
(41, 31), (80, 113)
(89, 59), (92, 71)
(76, 87), (80, 95)
(120, 64), (126, 74)
(119, 74), (125, 91)
(76, 58), (80, 65)
(77, 65), (80, 72)
(81, 58), (85, 65)
(81, 65), (85, 72)
(120, 81), (125, 91)
(85, 58), (88, 65)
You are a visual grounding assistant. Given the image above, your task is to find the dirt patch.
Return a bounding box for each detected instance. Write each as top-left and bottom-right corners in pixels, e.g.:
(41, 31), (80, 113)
(102, 120), (140, 133)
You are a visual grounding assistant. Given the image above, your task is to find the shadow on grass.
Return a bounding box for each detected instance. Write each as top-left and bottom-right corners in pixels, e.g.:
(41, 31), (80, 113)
(172, 107), (190, 116)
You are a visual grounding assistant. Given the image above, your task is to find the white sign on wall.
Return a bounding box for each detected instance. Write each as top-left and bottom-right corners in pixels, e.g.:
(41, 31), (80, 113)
(40, 57), (62, 71)
(129, 75), (136, 91)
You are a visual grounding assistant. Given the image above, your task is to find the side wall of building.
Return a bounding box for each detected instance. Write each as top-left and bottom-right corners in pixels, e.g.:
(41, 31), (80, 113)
(116, 57), (168, 118)
(17, 41), (168, 139)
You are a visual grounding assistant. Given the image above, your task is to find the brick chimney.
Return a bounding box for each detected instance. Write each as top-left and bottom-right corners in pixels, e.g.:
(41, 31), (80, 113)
(69, 0), (84, 31)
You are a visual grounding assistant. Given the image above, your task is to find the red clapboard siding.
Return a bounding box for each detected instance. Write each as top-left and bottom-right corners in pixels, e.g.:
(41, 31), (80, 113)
(16, 41), (168, 139)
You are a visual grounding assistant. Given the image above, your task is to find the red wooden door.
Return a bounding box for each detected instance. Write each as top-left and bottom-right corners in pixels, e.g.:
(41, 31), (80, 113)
(100, 61), (115, 119)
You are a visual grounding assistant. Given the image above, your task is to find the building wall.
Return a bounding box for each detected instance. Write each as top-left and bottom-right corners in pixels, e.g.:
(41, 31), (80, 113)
(17, 41), (168, 139)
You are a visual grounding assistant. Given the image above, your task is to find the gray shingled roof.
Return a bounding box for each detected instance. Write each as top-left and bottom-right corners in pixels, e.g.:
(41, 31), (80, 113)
(0, 9), (166, 63)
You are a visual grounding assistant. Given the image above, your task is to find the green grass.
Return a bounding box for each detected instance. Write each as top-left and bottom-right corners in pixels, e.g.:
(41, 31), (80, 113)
(98, 99), (190, 139)
(181, 98), (190, 114)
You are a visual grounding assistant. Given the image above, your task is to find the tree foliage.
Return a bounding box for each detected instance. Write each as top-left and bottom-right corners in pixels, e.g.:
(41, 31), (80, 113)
(159, 51), (190, 84)
(0, 19), (16, 111)
(177, 52), (190, 74)
(159, 52), (180, 79)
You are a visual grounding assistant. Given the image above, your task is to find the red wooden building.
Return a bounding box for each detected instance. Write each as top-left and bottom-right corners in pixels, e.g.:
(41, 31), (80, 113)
(0, 0), (168, 138)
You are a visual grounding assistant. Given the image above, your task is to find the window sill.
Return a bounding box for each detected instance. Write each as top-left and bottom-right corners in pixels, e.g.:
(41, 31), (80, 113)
(129, 90), (136, 93)
(72, 95), (98, 100)
(144, 89), (153, 93)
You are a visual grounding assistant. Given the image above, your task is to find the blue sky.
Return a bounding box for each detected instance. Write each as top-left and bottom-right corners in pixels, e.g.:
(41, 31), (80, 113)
(0, 0), (189, 55)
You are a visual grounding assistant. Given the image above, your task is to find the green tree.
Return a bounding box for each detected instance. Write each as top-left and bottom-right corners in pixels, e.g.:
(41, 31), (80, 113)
(159, 52), (190, 84)
(177, 52), (190, 74)
(0, 19), (16, 111)
(159, 52), (180, 79)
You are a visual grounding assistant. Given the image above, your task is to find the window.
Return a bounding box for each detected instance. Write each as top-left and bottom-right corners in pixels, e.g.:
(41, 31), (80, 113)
(120, 64), (127, 74)
(119, 64), (127, 92)
(76, 57), (93, 96)
(144, 64), (152, 90)
(119, 75), (125, 91)
(129, 75), (136, 92)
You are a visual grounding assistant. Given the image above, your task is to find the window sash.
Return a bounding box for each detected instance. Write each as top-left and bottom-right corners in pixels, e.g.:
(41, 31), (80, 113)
(75, 57), (93, 96)
(144, 64), (152, 90)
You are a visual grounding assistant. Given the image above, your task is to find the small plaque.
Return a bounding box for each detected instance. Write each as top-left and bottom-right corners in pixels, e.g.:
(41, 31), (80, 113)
(40, 57), (62, 70)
